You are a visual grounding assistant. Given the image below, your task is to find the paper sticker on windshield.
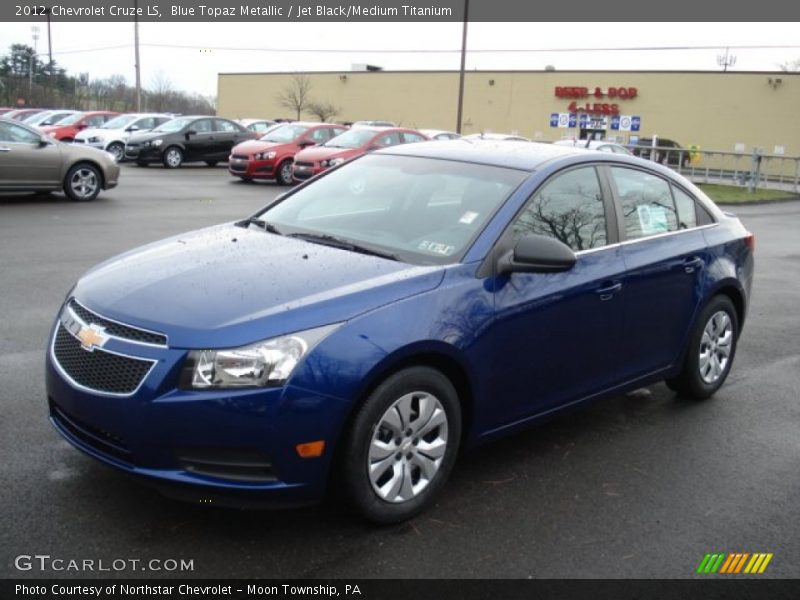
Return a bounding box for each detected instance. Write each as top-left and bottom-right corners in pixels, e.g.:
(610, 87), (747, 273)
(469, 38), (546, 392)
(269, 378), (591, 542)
(459, 211), (479, 225)
(637, 204), (669, 235)
(418, 241), (455, 256)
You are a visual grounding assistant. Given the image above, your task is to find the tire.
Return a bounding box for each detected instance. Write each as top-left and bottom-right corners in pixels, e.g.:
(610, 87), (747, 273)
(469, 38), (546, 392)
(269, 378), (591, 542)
(106, 142), (124, 163)
(205, 160), (218, 167)
(162, 146), (183, 169)
(276, 159), (294, 185)
(239, 177), (253, 183)
(341, 366), (461, 524)
(666, 295), (739, 399)
(63, 163), (102, 202)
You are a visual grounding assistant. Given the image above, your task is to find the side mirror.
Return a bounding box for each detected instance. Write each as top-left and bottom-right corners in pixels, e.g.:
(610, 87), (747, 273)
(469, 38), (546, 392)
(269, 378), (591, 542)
(298, 139), (316, 147)
(126, 125), (140, 132)
(498, 234), (576, 274)
(76, 123), (87, 130)
(185, 130), (197, 137)
(38, 136), (50, 147)
(366, 145), (381, 152)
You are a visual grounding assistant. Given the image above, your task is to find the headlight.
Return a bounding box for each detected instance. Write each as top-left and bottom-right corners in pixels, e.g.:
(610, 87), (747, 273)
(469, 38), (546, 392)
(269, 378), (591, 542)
(182, 324), (340, 390)
(150, 139), (163, 147)
(88, 136), (100, 143)
(255, 151), (276, 160)
(48, 132), (57, 138)
(328, 157), (345, 167)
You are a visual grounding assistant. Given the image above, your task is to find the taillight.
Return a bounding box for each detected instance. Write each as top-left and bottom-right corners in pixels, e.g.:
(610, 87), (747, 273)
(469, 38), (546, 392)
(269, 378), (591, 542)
(744, 231), (755, 252)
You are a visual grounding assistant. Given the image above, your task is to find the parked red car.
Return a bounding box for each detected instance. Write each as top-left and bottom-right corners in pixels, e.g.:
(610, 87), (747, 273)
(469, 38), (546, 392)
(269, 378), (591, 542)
(40, 111), (119, 142)
(292, 126), (428, 182)
(228, 122), (347, 184)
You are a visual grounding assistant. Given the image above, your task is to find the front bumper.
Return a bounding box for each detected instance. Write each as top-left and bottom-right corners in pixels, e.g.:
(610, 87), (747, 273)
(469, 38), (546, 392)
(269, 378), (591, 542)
(124, 145), (162, 162)
(228, 155), (275, 179)
(292, 163), (325, 182)
(45, 314), (350, 507)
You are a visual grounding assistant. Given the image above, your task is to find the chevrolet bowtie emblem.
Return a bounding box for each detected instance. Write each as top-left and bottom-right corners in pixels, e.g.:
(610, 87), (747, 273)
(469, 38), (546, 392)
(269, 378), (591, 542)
(77, 323), (109, 351)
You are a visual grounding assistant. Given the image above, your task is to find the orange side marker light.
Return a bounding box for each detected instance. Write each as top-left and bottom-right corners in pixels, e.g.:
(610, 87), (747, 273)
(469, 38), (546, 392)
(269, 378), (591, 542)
(296, 440), (326, 458)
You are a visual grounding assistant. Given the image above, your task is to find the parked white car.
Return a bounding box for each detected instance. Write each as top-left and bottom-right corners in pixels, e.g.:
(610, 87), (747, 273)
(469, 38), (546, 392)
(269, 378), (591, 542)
(23, 110), (81, 129)
(553, 138), (632, 155)
(419, 129), (461, 141)
(74, 113), (173, 162)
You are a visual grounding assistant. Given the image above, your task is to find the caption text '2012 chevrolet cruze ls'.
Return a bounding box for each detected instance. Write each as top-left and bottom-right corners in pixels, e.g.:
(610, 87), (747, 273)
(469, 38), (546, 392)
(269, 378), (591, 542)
(46, 140), (754, 523)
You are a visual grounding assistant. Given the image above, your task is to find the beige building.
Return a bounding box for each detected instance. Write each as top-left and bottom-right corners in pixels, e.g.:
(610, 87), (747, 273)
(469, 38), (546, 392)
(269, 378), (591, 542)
(218, 70), (799, 156)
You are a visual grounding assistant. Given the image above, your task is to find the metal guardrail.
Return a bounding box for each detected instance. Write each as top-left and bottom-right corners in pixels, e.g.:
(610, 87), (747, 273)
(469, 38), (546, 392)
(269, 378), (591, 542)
(632, 146), (800, 194)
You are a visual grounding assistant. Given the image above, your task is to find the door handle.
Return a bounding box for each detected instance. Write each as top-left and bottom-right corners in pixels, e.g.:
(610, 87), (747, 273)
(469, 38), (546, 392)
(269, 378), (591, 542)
(684, 256), (704, 273)
(596, 281), (622, 300)
(0, 147), (11, 152)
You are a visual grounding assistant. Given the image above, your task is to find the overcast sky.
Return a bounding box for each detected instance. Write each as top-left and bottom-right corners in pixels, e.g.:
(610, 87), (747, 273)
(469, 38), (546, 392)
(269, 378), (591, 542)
(1, 21), (798, 97)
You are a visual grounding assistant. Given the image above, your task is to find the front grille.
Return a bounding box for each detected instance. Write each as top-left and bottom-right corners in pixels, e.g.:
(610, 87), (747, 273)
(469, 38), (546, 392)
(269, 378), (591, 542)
(229, 163), (247, 172)
(53, 324), (154, 395)
(69, 299), (167, 346)
(126, 143), (140, 149)
(72, 138), (85, 144)
(231, 154), (249, 160)
(293, 171), (313, 180)
(50, 401), (132, 465)
(178, 448), (277, 483)
(294, 161), (314, 168)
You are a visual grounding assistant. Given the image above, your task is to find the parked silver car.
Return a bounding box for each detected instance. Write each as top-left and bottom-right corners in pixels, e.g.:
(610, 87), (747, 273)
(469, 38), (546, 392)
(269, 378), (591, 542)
(0, 117), (119, 201)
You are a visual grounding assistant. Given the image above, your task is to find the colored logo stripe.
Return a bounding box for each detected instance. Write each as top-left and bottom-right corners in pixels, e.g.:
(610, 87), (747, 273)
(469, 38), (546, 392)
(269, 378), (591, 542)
(697, 553), (773, 574)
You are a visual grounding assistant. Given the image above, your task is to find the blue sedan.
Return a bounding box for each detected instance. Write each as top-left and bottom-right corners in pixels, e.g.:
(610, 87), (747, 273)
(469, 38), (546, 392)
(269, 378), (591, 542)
(46, 140), (754, 522)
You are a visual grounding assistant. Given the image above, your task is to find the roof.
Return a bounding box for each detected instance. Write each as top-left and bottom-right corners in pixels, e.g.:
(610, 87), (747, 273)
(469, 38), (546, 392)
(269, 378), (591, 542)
(379, 139), (588, 171)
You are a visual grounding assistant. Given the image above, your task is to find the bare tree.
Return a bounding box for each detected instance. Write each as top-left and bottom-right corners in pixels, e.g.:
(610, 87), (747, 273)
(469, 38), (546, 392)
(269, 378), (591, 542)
(276, 74), (312, 120)
(307, 100), (340, 122)
(149, 70), (174, 112)
(778, 59), (800, 72)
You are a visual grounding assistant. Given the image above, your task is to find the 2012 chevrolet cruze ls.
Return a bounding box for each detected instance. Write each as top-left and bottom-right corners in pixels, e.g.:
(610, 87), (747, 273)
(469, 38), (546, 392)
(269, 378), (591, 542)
(46, 141), (754, 523)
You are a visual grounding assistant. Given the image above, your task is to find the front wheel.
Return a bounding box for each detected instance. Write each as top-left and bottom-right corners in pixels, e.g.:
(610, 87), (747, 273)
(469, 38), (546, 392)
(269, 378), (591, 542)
(276, 159), (294, 185)
(666, 295), (739, 399)
(63, 163), (101, 202)
(341, 366), (461, 524)
(106, 142), (125, 162)
(162, 146), (183, 169)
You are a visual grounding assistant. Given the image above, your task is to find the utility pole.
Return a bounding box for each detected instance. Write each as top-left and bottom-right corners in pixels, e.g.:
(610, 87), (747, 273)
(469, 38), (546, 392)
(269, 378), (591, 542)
(46, 8), (53, 66)
(455, 0), (469, 134)
(134, 0), (142, 111)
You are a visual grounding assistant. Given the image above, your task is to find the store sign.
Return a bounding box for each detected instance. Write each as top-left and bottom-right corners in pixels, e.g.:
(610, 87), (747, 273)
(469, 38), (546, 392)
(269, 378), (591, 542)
(555, 86), (638, 116)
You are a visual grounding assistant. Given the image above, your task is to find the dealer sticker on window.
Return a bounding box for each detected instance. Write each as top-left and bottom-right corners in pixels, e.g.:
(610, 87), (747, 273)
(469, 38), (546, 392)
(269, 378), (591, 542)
(459, 211), (480, 225)
(637, 204), (669, 235)
(418, 241), (456, 256)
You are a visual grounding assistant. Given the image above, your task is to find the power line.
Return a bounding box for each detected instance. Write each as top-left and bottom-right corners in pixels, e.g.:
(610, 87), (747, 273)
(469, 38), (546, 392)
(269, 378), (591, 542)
(44, 42), (800, 57)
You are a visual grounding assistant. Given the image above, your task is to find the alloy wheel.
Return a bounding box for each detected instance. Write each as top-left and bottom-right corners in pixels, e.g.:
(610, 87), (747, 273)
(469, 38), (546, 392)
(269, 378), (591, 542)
(699, 310), (733, 384)
(69, 168), (99, 200)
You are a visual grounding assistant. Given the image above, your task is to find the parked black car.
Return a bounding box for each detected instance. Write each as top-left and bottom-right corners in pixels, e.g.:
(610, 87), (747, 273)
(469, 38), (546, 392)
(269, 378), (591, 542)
(632, 138), (690, 168)
(124, 116), (256, 168)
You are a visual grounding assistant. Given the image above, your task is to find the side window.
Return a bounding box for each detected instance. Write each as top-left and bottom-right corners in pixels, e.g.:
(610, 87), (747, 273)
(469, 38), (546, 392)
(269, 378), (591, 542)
(155, 117), (171, 127)
(308, 128), (331, 143)
(672, 185), (698, 229)
(192, 119), (213, 133)
(610, 167), (677, 240)
(402, 132), (426, 143)
(511, 166), (608, 251)
(135, 117), (155, 130)
(333, 127), (347, 138)
(376, 132), (403, 147)
(215, 119), (237, 133)
(86, 115), (106, 127)
(0, 121), (41, 143)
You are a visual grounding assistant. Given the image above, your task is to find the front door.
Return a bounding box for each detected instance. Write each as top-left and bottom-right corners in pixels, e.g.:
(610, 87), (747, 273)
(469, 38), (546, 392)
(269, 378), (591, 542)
(0, 120), (62, 188)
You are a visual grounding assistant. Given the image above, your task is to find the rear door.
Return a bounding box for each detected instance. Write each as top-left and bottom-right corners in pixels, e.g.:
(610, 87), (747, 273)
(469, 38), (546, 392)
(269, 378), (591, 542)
(184, 118), (215, 160)
(607, 165), (708, 380)
(213, 119), (247, 158)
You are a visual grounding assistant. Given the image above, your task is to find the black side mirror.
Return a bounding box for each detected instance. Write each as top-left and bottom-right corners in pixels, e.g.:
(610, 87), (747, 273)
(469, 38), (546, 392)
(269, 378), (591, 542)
(38, 136), (50, 147)
(498, 234), (576, 274)
(126, 125), (140, 132)
(298, 139), (316, 147)
(185, 130), (197, 138)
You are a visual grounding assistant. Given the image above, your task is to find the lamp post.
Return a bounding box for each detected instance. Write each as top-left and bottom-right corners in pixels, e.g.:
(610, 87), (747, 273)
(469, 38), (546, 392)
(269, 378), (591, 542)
(29, 26), (40, 100)
(134, 0), (142, 111)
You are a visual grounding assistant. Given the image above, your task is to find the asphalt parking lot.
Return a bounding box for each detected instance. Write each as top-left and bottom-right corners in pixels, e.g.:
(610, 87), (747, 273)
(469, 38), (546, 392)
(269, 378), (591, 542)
(1, 164), (798, 579)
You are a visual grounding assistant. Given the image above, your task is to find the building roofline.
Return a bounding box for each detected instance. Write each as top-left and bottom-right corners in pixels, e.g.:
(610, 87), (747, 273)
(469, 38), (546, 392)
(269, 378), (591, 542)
(219, 69), (798, 77)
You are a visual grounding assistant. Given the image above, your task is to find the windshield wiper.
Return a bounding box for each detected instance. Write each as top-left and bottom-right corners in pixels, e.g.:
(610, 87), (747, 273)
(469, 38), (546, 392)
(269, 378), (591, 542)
(236, 217), (283, 235)
(287, 232), (400, 261)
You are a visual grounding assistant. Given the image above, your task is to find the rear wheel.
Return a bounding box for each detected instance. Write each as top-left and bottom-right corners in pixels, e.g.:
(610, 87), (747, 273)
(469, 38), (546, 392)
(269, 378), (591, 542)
(162, 146), (183, 169)
(341, 366), (461, 523)
(276, 159), (293, 185)
(63, 163), (101, 202)
(666, 295), (739, 399)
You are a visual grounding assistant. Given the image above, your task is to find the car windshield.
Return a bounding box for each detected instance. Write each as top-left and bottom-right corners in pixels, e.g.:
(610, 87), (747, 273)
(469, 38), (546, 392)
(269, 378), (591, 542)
(260, 124), (309, 142)
(56, 113), (86, 125)
(153, 117), (193, 133)
(324, 129), (377, 149)
(23, 111), (55, 125)
(258, 154), (526, 265)
(101, 114), (138, 129)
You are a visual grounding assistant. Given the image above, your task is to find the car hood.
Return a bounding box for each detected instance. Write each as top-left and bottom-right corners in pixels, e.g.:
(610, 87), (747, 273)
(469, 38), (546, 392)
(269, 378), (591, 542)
(41, 124), (73, 134)
(76, 127), (131, 140)
(72, 224), (445, 348)
(295, 146), (358, 162)
(232, 139), (292, 155)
